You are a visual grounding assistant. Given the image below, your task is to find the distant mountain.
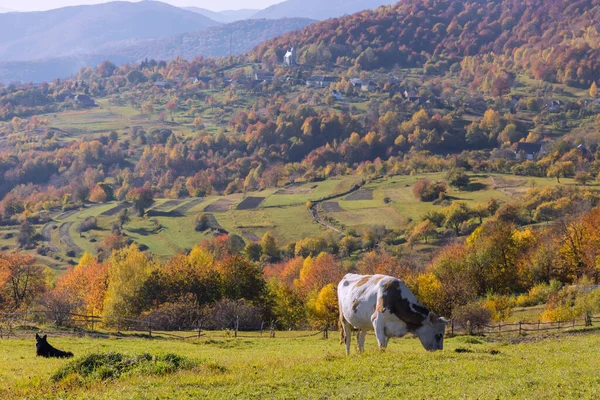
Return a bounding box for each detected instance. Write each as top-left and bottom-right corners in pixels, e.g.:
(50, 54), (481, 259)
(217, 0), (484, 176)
(0, 1), (219, 62)
(252, 0), (396, 20)
(0, 17), (314, 83)
(0, 55), (131, 83)
(113, 18), (315, 61)
(184, 7), (259, 23)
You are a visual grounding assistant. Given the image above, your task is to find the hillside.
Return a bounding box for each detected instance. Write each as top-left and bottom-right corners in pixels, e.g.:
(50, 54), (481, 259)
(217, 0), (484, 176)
(252, 0), (397, 20)
(0, 1), (219, 62)
(253, 0), (600, 87)
(184, 7), (259, 23)
(113, 18), (316, 61)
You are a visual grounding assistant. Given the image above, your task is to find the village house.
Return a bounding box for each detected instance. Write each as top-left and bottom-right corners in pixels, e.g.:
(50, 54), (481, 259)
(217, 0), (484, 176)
(361, 80), (377, 92)
(514, 141), (548, 160)
(349, 78), (363, 88)
(73, 94), (95, 108)
(306, 75), (339, 88)
(330, 90), (343, 101)
(254, 72), (275, 82)
(284, 47), (296, 66)
(153, 80), (171, 89)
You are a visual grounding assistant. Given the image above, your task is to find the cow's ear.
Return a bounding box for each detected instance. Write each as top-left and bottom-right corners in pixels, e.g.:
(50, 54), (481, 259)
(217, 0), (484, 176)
(43, 335), (47, 340)
(439, 317), (450, 325)
(35, 333), (40, 339)
(428, 311), (438, 324)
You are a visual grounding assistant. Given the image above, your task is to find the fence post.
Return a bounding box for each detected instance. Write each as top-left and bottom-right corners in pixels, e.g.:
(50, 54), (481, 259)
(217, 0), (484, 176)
(498, 323), (501, 334)
(537, 320), (540, 331)
(270, 320), (275, 338)
(148, 319), (152, 337)
(198, 323), (202, 338)
(117, 318), (121, 333)
(323, 323), (329, 339)
(572, 319), (575, 329)
(518, 321), (522, 335)
(451, 319), (454, 336)
(260, 321), (265, 337)
(91, 313), (95, 332)
(234, 316), (239, 338)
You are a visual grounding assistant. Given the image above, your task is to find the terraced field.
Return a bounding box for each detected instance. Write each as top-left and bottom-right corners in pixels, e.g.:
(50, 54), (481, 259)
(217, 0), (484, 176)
(2, 173), (584, 264)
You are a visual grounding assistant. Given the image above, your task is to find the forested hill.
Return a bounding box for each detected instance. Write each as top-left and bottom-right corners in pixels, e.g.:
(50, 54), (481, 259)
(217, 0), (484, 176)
(252, 0), (600, 87)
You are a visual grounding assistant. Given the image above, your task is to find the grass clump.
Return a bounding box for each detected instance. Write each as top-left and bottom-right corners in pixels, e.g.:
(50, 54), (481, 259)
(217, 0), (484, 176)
(51, 352), (197, 383)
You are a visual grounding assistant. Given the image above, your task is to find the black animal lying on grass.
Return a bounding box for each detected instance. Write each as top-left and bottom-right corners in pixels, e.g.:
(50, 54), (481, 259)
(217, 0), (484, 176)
(35, 333), (74, 358)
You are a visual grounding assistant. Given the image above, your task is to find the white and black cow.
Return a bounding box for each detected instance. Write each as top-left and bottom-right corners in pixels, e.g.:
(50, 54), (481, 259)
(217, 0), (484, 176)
(338, 273), (449, 354)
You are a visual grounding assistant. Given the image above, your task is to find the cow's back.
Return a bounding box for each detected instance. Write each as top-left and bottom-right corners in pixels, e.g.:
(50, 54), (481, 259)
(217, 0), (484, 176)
(338, 274), (395, 330)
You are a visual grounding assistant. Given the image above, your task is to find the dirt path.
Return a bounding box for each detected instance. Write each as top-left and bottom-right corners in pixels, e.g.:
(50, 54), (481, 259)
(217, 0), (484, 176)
(41, 222), (60, 253)
(59, 222), (82, 255)
(308, 180), (370, 235)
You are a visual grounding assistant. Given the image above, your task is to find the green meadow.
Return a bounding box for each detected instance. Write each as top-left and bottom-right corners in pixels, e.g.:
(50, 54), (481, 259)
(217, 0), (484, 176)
(2, 330), (600, 399)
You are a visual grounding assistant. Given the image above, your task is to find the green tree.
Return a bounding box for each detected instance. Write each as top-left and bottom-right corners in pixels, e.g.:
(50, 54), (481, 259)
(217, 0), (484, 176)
(261, 232), (278, 261)
(547, 161), (575, 183)
(445, 169), (470, 190)
(443, 202), (471, 235)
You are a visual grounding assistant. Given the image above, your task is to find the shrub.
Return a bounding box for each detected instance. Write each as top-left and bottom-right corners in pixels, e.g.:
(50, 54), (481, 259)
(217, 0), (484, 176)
(413, 179), (447, 202)
(445, 168), (470, 189)
(52, 352), (198, 383)
(452, 302), (492, 334)
(483, 294), (515, 322)
(78, 217), (98, 233)
(515, 281), (562, 307)
(195, 213), (210, 232)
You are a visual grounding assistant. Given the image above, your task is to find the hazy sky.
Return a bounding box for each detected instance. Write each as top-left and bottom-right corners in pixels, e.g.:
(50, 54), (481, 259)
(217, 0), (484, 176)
(0, 0), (284, 12)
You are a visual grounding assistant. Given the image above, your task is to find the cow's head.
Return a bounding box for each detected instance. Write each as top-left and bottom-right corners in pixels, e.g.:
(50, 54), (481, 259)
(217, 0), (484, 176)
(415, 312), (450, 351)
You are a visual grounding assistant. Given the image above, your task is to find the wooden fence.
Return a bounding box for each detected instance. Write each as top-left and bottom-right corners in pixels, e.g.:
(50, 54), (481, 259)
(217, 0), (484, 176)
(2, 310), (600, 341)
(448, 314), (600, 336)
(0, 311), (329, 341)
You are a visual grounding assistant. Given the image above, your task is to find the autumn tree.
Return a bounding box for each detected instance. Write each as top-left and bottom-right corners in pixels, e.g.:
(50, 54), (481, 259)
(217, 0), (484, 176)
(306, 283), (338, 328)
(103, 245), (156, 319)
(118, 208), (131, 229)
(547, 161), (575, 183)
(590, 81), (598, 98)
(127, 187), (154, 217)
(0, 252), (46, 311)
(261, 232), (279, 261)
(445, 169), (470, 190)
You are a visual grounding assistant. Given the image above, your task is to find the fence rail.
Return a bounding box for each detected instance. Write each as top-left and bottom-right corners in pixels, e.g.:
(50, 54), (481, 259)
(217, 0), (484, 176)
(2, 311), (600, 341)
(0, 310), (330, 340)
(448, 314), (600, 336)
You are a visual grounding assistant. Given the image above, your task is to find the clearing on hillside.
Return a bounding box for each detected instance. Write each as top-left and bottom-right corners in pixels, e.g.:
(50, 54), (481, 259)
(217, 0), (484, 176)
(171, 198), (205, 215)
(236, 197), (265, 210)
(321, 201), (343, 212)
(204, 198), (235, 212)
(100, 202), (132, 217)
(345, 189), (373, 201)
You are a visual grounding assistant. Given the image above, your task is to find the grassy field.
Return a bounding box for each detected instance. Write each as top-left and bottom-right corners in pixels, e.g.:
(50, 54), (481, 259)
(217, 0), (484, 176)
(2, 330), (600, 399)
(2, 172), (585, 266)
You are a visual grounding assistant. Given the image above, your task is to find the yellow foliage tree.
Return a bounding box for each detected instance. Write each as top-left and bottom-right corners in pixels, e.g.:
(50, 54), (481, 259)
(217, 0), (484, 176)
(103, 245), (156, 319)
(306, 283), (338, 328)
(590, 81), (598, 98)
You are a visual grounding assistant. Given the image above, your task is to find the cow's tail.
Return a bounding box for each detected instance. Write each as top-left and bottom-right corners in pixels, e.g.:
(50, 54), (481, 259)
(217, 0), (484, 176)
(339, 305), (345, 345)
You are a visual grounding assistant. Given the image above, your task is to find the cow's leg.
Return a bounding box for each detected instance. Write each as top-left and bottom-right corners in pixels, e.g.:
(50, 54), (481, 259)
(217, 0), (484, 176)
(372, 312), (387, 351)
(342, 319), (352, 355)
(357, 330), (367, 353)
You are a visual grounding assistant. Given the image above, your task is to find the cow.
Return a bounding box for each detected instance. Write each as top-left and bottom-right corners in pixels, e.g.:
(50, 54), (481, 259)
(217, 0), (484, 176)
(35, 334), (74, 358)
(338, 273), (449, 354)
